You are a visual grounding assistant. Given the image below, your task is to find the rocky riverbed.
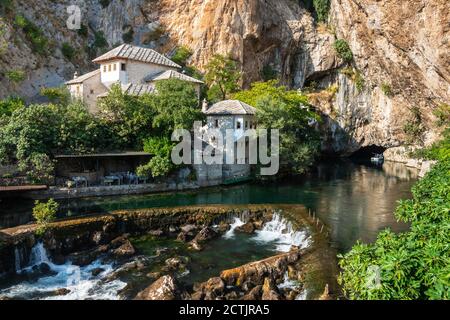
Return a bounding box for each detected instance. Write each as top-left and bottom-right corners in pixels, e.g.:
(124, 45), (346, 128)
(0, 205), (339, 300)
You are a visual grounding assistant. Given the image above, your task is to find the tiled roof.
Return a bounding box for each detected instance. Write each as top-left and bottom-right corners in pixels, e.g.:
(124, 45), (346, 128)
(65, 69), (100, 85)
(204, 100), (257, 115)
(123, 83), (156, 96)
(145, 70), (204, 84)
(92, 44), (181, 69)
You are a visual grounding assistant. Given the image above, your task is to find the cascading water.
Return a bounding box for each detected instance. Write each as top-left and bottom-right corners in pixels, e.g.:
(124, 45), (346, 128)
(252, 212), (310, 252)
(2, 242), (126, 300)
(223, 217), (245, 239)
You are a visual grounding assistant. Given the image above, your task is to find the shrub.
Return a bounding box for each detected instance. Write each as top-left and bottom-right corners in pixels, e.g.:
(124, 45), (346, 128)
(14, 14), (48, 54)
(32, 199), (58, 235)
(61, 42), (76, 60)
(354, 71), (365, 93)
(40, 87), (70, 105)
(403, 106), (424, 143)
(122, 25), (134, 43)
(5, 70), (25, 83)
(93, 30), (108, 49)
(77, 24), (88, 37)
(171, 46), (192, 66)
(313, 0), (330, 23)
(381, 82), (393, 97)
(334, 39), (353, 63)
(433, 103), (450, 127)
(0, 96), (25, 117)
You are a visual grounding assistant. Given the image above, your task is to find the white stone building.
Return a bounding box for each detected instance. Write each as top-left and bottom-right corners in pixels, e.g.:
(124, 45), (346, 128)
(195, 100), (258, 185)
(66, 44), (204, 113)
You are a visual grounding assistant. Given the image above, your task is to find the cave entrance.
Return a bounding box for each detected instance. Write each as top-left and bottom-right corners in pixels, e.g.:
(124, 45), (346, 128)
(351, 145), (386, 159)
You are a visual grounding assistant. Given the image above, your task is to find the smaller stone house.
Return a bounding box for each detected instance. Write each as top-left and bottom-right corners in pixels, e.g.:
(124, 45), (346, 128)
(66, 44), (204, 113)
(195, 100), (257, 185)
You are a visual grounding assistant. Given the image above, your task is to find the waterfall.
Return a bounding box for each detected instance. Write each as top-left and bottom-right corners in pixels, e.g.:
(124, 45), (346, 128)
(28, 242), (50, 267)
(223, 217), (245, 239)
(3, 242), (127, 300)
(252, 212), (310, 252)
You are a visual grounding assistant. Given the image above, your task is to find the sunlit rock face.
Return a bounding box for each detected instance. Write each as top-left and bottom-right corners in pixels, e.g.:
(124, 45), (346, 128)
(1, 0), (448, 153)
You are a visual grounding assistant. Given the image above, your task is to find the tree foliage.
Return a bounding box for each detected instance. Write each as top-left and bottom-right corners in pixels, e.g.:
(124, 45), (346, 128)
(233, 81), (320, 175)
(334, 39), (353, 63)
(33, 199), (58, 235)
(204, 54), (241, 102)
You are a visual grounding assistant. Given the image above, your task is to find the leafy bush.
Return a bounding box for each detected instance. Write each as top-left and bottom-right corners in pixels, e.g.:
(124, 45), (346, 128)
(61, 42), (76, 60)
(40, 87), (70, 105)
(381, 83), (393, 97)
(354, 71), (365, 93)
(14, 14), (48, 54)
(313, 0), (330, 23)
(433, 103), (450, 127)
(93, 30), (108, 49)
(0, 96), (25, 117)
(412, 128), (450, 162)
(19, 153), (55, 184)
(403, 106), (424, 143)
(171, 46), (192, 67)
(77, 24), (88, 37)
(5, 69), (25, 83)
(122, 25), (134, 43)
(334, 39), (353, 63)
(338, 157), (450, 300)
(33, 199), (58, 235)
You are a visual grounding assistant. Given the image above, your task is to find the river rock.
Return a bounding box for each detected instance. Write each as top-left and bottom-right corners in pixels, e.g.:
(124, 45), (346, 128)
(261, 277), (281, 300)
(164, 256), (188, 271)
(193, 227), (218, 243)
(218, 221), (231, 234)
(176, 231), (194, 243)
(54, 288), (71, 296)
(241, 285), (262, 300)
(134, 275), (179, 300)
(236, 222), (255, 234)
(181, 224), (197, 233)
(204, 277), (225, 299)
(113, 240), (135, 257)
(148, 230), (164, 237)
(189, 240), (203, 251)
(91, 267), (105, 277)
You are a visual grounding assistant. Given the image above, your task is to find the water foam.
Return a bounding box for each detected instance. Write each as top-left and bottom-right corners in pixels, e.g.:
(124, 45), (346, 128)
(2, 242), (126, 300)
(223, 217), (245, 239)
(252, 212), (310, 252)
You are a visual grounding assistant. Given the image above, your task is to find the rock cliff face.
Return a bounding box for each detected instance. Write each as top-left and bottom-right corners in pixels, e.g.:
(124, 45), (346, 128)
(0, 0), (448, 154)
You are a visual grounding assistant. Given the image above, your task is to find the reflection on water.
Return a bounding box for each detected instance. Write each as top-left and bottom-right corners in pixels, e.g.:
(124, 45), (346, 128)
(0, 160), (419, 252)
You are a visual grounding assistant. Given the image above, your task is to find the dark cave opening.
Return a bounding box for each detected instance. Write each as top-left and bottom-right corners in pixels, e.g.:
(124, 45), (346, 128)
(350, 145), (387, 159)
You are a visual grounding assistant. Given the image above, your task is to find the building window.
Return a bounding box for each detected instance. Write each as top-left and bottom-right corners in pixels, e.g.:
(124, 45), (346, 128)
(103, 65), (107, 72)
(121, 63), (126, 71)
(245, 121), (248, 129)
(90, 89), (94, 94)
(215, 119), (219, 128)
(108, 64), (112, 72)
(113, 64), (117, 71)
(236, 121), (241, 129)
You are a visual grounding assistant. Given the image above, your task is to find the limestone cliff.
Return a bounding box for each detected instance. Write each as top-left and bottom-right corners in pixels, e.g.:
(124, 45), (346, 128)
(0, 0), (448, 154)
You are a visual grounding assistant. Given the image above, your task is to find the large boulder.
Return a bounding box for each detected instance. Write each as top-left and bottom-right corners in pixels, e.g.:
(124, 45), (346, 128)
(113, 240), (135, 257)
(261, 277), (281, 300)
(134, 275), (179, 300)
(236, 222), (255, 234)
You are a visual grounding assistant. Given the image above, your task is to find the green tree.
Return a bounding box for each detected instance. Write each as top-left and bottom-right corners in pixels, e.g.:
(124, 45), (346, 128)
(234, 81), (320, 175)
(61, 42), (76, 60)
(204, 54), (241, 102)
(150, 79), (203, 134)
(33, 199), (58, 235)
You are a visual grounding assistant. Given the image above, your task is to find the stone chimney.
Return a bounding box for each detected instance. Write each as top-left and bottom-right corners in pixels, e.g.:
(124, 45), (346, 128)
(73, 71), (78, 79)
(202, 98), (209, 113)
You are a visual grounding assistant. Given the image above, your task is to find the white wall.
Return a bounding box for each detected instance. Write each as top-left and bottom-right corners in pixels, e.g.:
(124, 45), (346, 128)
(100, 59), (128, 85)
